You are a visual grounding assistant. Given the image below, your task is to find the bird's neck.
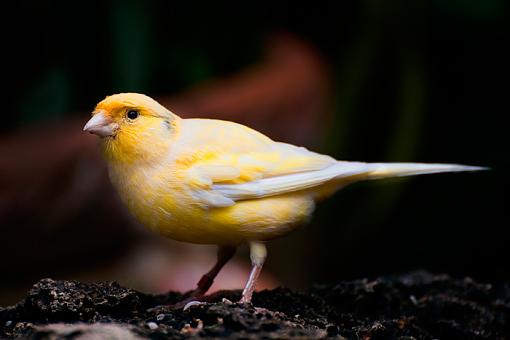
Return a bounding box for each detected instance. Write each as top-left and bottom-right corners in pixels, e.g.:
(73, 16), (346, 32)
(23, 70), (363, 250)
(102, 136), (171, 168)
(101, 118), (180, 167)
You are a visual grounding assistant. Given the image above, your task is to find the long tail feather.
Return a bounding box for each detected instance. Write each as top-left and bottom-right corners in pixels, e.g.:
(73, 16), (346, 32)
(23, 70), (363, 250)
(363, 162), (488, 180)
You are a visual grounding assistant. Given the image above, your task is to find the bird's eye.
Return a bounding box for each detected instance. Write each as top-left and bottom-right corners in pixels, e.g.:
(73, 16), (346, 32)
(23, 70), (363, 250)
(126, 110), (139, 120)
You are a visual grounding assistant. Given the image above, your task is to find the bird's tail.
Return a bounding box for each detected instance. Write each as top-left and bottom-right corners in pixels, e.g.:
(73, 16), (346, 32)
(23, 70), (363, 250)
(307, 161), (488, 200)
(357, 162), (488, 181)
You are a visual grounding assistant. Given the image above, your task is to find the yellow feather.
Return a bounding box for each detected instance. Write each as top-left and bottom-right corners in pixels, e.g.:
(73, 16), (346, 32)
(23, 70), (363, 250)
(87, 93), (485, 245)
(83, 93), (486, 304)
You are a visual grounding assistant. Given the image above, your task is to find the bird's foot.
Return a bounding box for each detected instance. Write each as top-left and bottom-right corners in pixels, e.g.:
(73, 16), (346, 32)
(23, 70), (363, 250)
(146, 300), (208, 313)
(171, 294), (210, 310)
(221, 297), (234, 305)
(183, 300), (208, 311)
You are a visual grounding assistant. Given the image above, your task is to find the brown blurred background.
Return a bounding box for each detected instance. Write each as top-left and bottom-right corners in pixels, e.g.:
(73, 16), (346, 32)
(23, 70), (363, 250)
(1, 1), (507, 305)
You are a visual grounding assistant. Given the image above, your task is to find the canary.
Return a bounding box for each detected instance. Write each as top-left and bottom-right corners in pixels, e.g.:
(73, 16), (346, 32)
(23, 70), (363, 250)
(84, 93), (485, 305)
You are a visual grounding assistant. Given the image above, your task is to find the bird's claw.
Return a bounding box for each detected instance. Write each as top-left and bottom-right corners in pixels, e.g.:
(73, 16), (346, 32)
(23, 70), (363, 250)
(221, 298), (233, 305)
(183, 300), (208, 311)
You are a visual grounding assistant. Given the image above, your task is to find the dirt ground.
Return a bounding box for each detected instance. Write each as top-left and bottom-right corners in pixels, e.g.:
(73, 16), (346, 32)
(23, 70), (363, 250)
(1, 271), (508, 339)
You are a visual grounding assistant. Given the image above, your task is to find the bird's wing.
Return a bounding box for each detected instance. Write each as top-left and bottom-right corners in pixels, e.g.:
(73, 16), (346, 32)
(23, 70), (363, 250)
(186, 154), (486, 209)
(210, 161), (371, 202)
(210, 161), (486, 203)
(179, 119), (485, 209)
(185, 140), (371, 208)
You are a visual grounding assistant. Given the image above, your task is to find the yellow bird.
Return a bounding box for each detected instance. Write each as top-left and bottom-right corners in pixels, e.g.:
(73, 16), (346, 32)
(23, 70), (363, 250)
(83, 93), (485, 305)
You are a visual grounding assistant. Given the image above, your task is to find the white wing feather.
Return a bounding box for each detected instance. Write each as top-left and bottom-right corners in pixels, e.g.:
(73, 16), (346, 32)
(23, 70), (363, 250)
(210, 162), (486, 203)
(212, 161), (371, 201)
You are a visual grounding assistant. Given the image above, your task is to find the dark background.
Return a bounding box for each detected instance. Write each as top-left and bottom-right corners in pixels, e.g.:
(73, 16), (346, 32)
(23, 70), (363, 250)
(1, 0), (507, 305)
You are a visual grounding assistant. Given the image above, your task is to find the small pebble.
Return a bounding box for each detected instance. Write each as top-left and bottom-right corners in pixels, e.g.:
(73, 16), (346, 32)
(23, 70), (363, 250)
(5, 320), (12, 327)
(147, 322), (158, 330)
(156, 314), (165, 321)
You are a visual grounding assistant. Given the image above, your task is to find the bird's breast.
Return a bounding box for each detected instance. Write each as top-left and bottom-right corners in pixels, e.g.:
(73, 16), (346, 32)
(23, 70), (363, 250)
(107, 162), (316, 245)
(107, 162), (178, 230)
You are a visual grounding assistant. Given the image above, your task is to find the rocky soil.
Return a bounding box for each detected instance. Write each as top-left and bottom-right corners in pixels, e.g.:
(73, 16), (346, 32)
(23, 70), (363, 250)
(1, 272), (508, 339)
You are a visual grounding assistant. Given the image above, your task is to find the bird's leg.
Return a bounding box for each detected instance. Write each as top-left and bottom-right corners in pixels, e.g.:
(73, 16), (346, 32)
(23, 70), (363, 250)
(169, 245), (236, 311)
(189, 245), (237, 298)
(239, 241), (267, 304)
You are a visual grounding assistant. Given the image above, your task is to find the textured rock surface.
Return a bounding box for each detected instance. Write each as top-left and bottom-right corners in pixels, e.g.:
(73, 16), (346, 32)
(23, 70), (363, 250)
(1, 272), (508, 339)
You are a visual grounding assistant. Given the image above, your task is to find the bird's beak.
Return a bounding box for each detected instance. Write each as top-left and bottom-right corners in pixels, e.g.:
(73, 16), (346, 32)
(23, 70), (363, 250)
(83, 112), (118, 137)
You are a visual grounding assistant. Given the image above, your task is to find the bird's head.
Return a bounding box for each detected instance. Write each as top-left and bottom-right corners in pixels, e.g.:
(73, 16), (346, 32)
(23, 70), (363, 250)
(84, 93), (180, 164)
